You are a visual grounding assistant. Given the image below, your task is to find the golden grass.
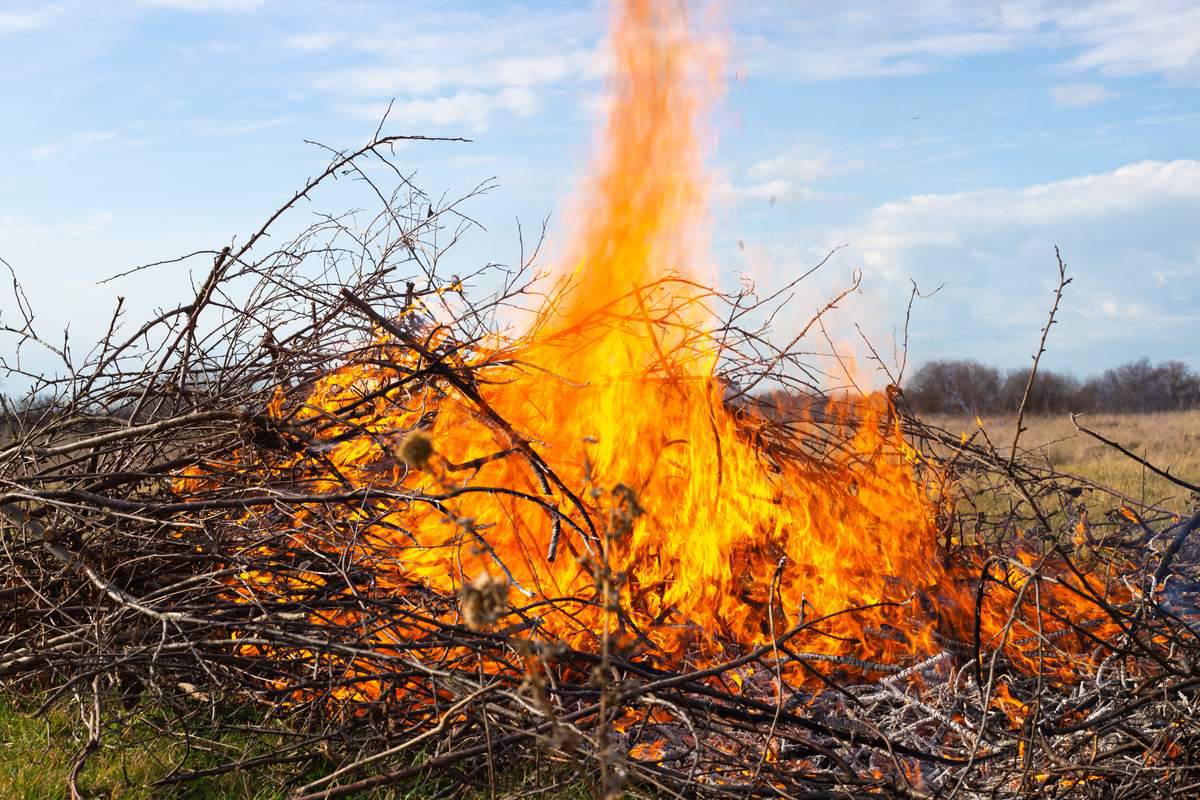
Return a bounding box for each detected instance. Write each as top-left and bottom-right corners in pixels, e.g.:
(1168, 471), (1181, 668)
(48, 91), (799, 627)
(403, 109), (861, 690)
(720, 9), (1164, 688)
(928, 410), (1200, 512)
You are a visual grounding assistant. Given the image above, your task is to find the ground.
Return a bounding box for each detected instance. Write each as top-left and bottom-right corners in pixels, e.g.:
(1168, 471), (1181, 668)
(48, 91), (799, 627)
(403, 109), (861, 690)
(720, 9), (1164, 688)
(929, 410), (1200, 511)
(0, 699), (591, 799)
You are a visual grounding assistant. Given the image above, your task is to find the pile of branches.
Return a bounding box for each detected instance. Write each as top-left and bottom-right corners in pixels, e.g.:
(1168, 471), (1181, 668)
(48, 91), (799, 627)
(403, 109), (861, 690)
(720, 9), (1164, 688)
(3, 135), (1200, 799)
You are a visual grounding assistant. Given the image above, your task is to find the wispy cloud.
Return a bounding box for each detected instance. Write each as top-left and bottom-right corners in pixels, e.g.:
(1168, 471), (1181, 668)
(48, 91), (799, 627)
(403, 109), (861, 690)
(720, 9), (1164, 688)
(849, 160), (1200, 249)
(739, 6), (1023, 83)
(346, 87), (540, 131)
(717, 178), (820, 205)
(1050, 82), (1116, 107)
(61, 211), (116, 237)
(296, 5), (605, 131)
(322, 49), (591, 130)
(0, 210), (115, 241)
(192, 117), (290, 136)
(747, 151), (864, 183)
(283, 31), (340, 52)
(317, 51), (598, 98)
(742, 1), (1200, 84)
(816, 159), (1200, 367)
(141, 0), (265, 11)
(30, 131), (119, 160)
(718, 149), (860, 205)
(0, 6), (57, 34)
(1056, 0), (1200, 80)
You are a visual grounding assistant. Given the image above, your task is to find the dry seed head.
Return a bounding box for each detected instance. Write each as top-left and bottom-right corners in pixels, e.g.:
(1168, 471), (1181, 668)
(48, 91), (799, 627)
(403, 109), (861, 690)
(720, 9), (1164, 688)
(396, 431), (434, 469)
(609, 482), (643, 536)
(460, 572), (509, 631)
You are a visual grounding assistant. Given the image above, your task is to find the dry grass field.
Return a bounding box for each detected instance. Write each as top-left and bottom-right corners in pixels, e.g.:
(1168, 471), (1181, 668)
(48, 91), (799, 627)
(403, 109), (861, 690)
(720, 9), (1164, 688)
(928, 410), (1200, 512)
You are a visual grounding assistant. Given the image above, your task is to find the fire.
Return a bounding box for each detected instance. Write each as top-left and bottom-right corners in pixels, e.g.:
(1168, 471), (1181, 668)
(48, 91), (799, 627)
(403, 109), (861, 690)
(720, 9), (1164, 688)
(188, 0), (1129, 696)
(271, 0), (947, 663)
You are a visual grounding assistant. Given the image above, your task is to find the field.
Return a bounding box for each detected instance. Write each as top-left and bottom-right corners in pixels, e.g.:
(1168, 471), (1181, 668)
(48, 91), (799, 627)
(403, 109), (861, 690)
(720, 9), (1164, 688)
(0, 702), (284, 800)
(929, 410), (1200, 512)
(0, 701), (589, 800)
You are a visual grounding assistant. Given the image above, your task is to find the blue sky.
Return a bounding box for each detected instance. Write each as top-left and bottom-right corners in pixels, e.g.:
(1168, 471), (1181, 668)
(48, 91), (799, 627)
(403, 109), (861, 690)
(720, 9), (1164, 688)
(2, 0), (1198, 386)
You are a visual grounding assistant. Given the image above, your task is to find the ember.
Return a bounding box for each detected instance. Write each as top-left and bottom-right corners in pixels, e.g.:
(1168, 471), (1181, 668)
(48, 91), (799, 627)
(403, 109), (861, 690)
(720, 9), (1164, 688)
(3, 0), (1200, 797)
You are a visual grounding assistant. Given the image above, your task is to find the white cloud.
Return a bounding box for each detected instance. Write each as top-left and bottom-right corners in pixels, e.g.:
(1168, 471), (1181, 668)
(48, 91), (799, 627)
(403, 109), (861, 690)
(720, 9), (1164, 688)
(445, 154), (501, 169)
(716, 179), (820, 205)
(0, 210), (115, 241)
(61, 212), (116, 237)
(1056, 1), (1200, 80)
(1050, 82), (1115, 107)
(1102, 299), (1148, 318)
(0, 213), (48, 241)
(718, 148), (859, 206)
(318, 51), (597, 99)
(742, 1), (1200, 84)
(747, 151), (864, 182)
(284, 32), (340, 52)
(322, 54), (580, 129)
(141, 0), (265, 11)
(808, 159), (1200, 370)
(575, 90), (612, 121)
(741, 28), (1018, 82)
(30, 131), (118, 160)
(1152, 266), (1194, 286)
(0, 8), (53, 34)
(346, 87), (541, 131)
(297, 4), (607, 130)
(850, 160), (1200, 257)
(495, 86), (539, 116)
(739, 6), (1022, 82)
(193, 117), (290, 136)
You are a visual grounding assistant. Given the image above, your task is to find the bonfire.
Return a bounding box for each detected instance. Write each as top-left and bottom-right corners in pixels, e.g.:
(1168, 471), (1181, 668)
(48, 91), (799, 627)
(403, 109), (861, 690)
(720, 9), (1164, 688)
(3, 1), (1200, 798)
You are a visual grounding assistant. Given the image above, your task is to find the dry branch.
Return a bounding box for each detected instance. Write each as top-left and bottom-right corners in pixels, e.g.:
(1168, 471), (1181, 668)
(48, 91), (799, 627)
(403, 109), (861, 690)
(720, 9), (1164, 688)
(2, 134), (1199, 800)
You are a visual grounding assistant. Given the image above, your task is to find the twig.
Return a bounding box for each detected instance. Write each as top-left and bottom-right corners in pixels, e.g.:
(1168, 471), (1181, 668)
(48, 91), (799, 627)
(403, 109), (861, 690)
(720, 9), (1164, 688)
(1008, 246), (1071, 469)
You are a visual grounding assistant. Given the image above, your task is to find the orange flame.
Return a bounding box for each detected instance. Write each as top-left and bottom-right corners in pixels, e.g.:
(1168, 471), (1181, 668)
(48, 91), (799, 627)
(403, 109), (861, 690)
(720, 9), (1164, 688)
(190, 0), (1130, 698)
(286, 0), (947, 663)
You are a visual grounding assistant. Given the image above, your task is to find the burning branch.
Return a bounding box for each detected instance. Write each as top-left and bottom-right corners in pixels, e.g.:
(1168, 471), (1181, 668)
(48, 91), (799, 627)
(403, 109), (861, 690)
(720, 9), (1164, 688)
(3, 4), (1200, 798)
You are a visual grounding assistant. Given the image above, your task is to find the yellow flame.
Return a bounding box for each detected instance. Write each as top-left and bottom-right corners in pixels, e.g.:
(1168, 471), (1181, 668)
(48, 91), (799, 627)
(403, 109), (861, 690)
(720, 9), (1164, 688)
(188, 0), (1131, 696)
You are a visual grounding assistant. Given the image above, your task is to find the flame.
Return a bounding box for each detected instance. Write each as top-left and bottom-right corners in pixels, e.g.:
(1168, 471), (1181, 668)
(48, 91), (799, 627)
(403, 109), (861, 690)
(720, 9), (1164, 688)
(183, 0), (1132, 703)
(274, 0), (949, 665)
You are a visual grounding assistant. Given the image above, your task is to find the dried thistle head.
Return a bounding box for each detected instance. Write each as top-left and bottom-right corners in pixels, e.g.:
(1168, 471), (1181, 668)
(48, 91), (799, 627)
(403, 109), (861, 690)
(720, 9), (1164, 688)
(395, 431), (434, 469)
(460, 572), (509, 631)
(609, 483), (643, 537)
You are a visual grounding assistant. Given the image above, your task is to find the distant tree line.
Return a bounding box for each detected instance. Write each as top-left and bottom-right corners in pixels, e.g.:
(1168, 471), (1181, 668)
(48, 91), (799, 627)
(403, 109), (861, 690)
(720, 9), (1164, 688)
(6, 359), (1199, 425)
(903, 358), (1200, 415)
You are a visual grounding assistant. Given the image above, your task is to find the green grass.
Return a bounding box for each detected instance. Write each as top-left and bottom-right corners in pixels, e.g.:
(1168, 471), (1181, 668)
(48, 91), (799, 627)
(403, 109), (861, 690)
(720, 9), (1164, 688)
(0, 696), (599, 799)
(0, 699), (309, 799)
